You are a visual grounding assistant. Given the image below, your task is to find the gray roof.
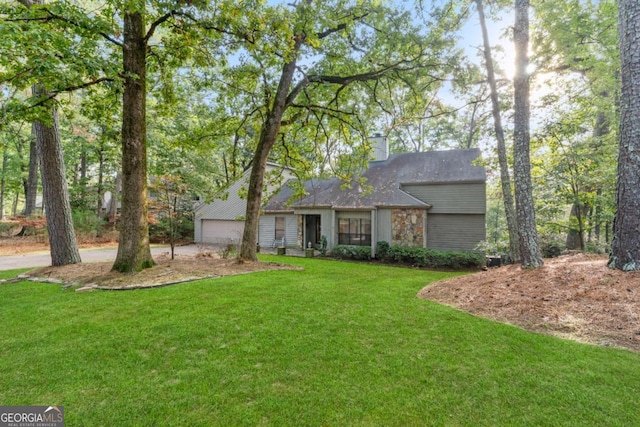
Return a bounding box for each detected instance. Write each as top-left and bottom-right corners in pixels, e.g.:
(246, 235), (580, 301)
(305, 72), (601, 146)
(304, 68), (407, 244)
(264, 148), (485, 211)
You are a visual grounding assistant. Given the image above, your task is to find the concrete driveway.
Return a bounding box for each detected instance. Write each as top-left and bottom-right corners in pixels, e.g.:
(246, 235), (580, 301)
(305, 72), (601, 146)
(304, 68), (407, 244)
(0, 244), (203, 271)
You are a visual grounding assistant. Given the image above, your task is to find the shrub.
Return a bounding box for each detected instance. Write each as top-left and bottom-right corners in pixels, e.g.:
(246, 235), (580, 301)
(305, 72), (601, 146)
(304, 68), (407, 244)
(541, 241), (563, 258)
(585, 240), (609, 254)
(385, 245), (428, 266)
(332, 245), (371, 260)
(474, 239), (509, 256)
(376, 241), (390, 260)
(381, 244), (485, 270)
(319, 235), (328, 256)
(149, 214), (193, 243)
(0, 221), (14, 236)
(72, 210), (104, 240)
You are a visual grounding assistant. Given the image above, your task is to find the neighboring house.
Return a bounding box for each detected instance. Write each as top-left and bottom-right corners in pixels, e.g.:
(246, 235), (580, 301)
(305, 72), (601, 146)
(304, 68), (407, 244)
(259, 142), (486, 257)
(194, 163), (295, 245)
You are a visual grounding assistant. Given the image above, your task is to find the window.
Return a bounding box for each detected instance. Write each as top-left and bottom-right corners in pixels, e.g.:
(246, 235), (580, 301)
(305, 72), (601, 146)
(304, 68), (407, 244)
(338, 218), (371, 246)
(275, 217), (286, 241)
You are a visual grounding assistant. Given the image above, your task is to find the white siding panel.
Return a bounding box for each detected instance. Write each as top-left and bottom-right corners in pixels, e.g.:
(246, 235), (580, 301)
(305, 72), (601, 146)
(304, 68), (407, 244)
(427, 214), (485, 251)
(285, 215), (298, 248)
(258, 214), (298, 248)
(196, 177), (248, 221)
(376, 209), (392, 244)
(258, 215), (275, 248)
(195, 164), (295, 222)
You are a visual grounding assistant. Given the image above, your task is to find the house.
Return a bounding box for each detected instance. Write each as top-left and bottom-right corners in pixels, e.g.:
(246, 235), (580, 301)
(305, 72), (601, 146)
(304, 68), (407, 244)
(259, 142), (486, 256)
(194, 163), (295, 245)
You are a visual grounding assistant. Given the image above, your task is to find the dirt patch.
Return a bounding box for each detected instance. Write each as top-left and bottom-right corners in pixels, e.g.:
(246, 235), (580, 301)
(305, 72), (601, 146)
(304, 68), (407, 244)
(22, 252), (301, 290)
(419, 253), (640, 352)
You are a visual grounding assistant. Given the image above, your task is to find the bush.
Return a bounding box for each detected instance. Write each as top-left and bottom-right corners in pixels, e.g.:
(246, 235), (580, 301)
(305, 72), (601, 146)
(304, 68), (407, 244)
(0, 221), (14, 236)
(149, 214), (194, 244)
(376, 241), (390, 260)
(72, 210), (104, 239)
(381, 244), (485, 270)
(332, 245), (372, 260)
(585, 240), (609, 254)
(319, 235), (328, 256)
(541, 241), (563, 258)
(332, 242), (484, 270)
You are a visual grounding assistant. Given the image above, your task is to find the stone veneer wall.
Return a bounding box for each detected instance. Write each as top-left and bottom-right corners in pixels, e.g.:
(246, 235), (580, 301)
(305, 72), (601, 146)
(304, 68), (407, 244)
(391, 209), (425, 247)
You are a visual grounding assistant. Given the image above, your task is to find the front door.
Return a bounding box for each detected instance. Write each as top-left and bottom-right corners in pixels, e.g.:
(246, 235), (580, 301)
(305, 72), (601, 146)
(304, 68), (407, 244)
(304, 215), (321, 248)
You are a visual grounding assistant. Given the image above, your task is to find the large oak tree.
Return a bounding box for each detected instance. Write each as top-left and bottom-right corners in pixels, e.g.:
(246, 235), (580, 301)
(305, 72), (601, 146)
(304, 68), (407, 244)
(197, 1), (462, 262)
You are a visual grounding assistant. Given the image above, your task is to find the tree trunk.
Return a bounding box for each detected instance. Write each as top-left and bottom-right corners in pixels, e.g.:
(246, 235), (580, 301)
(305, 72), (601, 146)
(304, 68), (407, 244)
(565, 203), (585, 250)
(12, 191), (19, 216)
(95, 144), (105, 237)
(15, 127), (39, 236)
(109, 172), (121, 222)
(476, 0), (521, 262)
(32, 85), (81, 266)
(14, 123), (41, 218)
(594, 188), (602, 242)
(112, 10), (154, 272)
(25, 127), (39, 215)
(513, 0), (543, 268)
(609, 0), (640, 270)
(0, 145), (8, 221)
(239, 39), (302, 262)
(568, 110), (608, 249)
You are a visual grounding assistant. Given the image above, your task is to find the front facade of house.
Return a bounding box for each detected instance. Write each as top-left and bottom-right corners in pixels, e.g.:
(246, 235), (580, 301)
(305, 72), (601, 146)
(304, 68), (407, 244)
(259, 148), (486, 256)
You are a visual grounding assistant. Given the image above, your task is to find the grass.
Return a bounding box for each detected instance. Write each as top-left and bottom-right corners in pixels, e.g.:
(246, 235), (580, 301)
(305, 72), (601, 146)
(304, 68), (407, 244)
(1, 257), (639, 426)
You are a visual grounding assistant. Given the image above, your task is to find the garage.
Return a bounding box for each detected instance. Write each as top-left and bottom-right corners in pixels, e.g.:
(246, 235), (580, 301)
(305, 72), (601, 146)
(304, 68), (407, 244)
(200, 219), (245, 244)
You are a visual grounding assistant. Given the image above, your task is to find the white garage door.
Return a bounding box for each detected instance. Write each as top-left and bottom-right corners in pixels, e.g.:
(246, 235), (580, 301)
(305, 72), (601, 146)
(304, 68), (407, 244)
(201, 220), (245, 244)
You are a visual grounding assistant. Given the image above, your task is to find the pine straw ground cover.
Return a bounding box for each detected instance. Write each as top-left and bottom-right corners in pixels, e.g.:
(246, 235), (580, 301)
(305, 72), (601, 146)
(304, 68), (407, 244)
(419, 252), (640, 352)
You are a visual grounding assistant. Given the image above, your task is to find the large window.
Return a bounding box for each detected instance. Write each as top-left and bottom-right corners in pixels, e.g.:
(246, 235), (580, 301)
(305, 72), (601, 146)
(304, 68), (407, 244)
(338, 218), (371, 246)
(275, 217), (286, 241)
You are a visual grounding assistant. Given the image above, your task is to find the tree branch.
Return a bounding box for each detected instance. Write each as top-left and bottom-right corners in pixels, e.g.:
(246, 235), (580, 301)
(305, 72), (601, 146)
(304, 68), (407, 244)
(145, 11), (175, 44)
(39, 7), (123, 47)
(30, 77), (113, 108)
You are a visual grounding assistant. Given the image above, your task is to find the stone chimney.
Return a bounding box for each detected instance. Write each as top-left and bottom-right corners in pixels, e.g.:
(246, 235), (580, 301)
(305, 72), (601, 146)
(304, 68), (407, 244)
(370, 132), (388, 162)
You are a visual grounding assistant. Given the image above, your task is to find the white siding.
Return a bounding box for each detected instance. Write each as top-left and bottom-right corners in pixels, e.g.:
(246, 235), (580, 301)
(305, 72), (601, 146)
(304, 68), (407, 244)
(259, 214), (298, 248)
(376, 209), (392, 244)
(194, 164), (294, 243)
(426, 214), (485, 251)
(196, 176), (250, 221)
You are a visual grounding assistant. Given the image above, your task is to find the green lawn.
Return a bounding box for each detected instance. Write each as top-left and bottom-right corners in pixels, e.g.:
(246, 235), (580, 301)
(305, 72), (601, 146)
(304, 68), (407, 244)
(1, 257), (639, 426)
